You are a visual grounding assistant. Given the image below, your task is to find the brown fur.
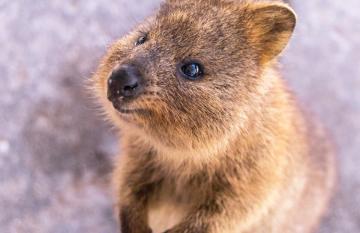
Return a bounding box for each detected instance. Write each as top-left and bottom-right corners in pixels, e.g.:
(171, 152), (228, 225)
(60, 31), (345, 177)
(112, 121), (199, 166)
(91, 0), (336, 232)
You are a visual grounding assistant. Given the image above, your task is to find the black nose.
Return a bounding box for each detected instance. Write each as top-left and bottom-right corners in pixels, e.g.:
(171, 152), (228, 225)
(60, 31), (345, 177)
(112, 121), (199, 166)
(107, 65), (144, 101)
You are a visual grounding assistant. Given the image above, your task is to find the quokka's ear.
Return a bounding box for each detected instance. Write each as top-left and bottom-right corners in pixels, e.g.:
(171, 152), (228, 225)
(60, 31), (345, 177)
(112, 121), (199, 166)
(246, 3), (296, 63)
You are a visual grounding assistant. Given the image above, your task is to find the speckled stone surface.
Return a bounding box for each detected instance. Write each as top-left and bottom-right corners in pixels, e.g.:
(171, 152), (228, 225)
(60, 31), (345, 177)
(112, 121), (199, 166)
(0, 0), (359, 233)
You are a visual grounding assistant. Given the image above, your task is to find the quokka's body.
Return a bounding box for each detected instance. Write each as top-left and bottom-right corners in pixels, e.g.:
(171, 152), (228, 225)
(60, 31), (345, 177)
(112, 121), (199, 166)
(92, 0), (336, 232)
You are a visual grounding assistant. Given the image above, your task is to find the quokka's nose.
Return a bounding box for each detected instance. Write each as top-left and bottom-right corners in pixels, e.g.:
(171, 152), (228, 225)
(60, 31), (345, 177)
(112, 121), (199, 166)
(107, 64), (144, 101)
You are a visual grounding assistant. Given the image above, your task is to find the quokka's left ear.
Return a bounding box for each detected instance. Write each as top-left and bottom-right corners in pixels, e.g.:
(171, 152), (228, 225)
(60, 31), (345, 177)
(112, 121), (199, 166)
(246, 3), (296, 63)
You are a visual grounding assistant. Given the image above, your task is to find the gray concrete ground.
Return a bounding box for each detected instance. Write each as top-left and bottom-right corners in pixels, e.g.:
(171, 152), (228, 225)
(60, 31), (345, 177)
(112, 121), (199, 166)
(0, 0), (359, 232)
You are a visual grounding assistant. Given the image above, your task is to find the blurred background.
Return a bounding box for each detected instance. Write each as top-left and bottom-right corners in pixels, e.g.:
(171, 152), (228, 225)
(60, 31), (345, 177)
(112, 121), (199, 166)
(0, 0), (359, 232)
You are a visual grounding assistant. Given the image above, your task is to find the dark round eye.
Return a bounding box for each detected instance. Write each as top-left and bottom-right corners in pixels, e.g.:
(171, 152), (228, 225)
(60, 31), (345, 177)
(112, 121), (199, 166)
(179, 62), (204, 80)
(135, 35), (147, 46)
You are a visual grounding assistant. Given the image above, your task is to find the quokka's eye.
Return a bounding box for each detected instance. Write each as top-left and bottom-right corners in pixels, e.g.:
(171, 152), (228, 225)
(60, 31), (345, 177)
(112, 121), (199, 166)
(135, 35), (147, 46)
(178, 61), (204, 80)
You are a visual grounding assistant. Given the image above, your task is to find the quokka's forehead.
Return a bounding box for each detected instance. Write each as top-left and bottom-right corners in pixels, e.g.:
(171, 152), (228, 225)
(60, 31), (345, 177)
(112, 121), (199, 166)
(152, 1), (251, 33)
(159, 0), (236, 13)
(158, 1), (232, 19)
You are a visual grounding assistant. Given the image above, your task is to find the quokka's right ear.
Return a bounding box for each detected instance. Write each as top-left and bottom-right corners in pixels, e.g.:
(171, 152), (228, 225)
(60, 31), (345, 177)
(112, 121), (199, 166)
(245, 2), (296, 64)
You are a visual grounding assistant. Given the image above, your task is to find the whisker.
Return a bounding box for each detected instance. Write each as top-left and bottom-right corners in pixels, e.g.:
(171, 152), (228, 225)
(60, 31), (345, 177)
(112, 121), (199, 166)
(143, 91), (159, 96)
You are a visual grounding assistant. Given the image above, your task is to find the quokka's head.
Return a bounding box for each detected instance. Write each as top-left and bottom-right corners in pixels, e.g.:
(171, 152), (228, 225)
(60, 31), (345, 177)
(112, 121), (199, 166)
(93, 0), (296, 152)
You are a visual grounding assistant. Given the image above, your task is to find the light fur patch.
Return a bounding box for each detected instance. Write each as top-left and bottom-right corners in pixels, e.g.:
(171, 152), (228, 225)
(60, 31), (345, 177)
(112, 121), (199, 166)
(148, 199), (188, 233)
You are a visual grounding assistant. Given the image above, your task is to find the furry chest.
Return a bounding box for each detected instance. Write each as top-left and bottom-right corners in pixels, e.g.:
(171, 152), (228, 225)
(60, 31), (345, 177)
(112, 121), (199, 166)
(148, 197), (190, 233)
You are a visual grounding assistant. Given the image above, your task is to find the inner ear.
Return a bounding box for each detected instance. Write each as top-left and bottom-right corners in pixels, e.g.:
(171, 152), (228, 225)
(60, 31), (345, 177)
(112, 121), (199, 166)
(246, 3), (296, 64)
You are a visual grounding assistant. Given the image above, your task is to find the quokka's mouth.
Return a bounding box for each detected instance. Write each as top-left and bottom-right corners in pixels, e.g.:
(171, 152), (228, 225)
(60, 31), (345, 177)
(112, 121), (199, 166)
(117, 108), (149, 115)
(109, 97), (151, 116)
(112, 102), (150, 116)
